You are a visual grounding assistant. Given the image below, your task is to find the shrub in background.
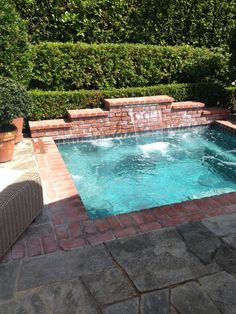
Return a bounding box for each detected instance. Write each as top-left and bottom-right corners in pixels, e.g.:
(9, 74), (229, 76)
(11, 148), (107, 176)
(0, 0), (32, 86)
(230, 28), (236, 82)
(0, 76), (31, 130)
(16, 0), (236, 48)
(30, 43), (230, 91)
(225, 86), (236, 109)
(28, 83), (228, 120)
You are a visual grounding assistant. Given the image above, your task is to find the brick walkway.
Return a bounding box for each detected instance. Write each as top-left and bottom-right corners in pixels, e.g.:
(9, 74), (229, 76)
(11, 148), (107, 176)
(2, 133), (236, 264)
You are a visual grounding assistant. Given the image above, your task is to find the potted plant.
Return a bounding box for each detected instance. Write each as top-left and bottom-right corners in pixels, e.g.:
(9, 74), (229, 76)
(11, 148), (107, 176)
(0, 76), (31, 162)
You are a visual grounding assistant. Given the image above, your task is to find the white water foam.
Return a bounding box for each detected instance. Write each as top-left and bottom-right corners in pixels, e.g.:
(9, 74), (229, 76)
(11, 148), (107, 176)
(139, 142), (170, 154)
(92, 139), (115, 148)
(72, 174), (82, 181)
(192, 187), (235, 199)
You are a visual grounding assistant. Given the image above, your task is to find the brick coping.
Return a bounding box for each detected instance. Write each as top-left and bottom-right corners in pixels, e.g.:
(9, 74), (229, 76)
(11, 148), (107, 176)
(171, 101), (205, 110)
(2, 126), (236, 264)
(68, 108), (109, 119)
(104, 95), (175, 108)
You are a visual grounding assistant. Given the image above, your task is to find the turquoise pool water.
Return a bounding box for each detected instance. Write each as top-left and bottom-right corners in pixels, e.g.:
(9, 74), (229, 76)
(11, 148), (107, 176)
(58, 126), (236, 219)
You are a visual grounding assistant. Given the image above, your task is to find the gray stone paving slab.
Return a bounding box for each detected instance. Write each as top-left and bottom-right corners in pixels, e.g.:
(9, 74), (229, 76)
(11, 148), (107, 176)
(202, 213), (236, 237)
(0, 278), (99, 314)
(140, 290), (169, 314)
(31, 205), (50, 226)
(215, 244), (236, 275)
(19, 223), (53, 240)
(222, 233), (236, 250)
(0, 261), (20, 301)
(171, 281), (221, 314)
(82, 268), (137, 306)
(103, 298), (139, 314)
(199, 271), (236, 314)
(177, 221), (221, 264)
(106, 228), (220, 291)
(18, 244), (115, 291)
(170, 306), (178, 314)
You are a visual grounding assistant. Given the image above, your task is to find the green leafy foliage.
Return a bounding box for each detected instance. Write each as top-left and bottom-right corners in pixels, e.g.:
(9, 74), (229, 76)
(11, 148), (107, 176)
(28, 83), (228, 120)
(30, 43), (230, 91)
(225, 86), (236, 109)
(0, 77), (31, 129)
(230, 28), (236, 80)
(0, 0), (32, 86)
(15, 0), (236, 48)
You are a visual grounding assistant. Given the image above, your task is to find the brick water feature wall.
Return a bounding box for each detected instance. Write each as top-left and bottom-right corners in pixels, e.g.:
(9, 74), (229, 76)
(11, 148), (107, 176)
(29, 96), (229, 139)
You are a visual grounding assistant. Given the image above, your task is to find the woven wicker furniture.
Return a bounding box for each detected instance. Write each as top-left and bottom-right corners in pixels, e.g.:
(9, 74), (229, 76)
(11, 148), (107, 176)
(0, 171), (43, 258)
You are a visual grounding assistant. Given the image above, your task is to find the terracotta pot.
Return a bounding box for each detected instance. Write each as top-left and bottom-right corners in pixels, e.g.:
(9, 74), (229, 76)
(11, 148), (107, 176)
(12, 117), (24, 144)
(0, 128), (16, 162)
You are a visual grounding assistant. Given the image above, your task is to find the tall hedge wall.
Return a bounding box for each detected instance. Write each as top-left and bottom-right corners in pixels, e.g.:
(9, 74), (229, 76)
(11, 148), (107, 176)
(0, 0), (32, 86)
(16, 0), (236, 48)
(30, 43), (230, 91)
(28, 83), (231, 120)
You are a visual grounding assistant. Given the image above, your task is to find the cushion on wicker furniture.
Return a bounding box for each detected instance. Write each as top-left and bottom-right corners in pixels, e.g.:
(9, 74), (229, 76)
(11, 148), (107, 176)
(0, 168), (22, 192)
(0, 171), (43, 258)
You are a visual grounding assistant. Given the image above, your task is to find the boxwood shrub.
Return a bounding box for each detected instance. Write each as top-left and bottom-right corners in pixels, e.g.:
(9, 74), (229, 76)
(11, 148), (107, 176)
(30, 43), (230, 91)
(0, 76), (31, 129)
(28, 83), (229, 120)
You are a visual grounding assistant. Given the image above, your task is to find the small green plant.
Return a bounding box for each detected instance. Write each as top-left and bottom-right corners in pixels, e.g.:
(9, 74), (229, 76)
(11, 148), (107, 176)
(0, 76), (31, 131)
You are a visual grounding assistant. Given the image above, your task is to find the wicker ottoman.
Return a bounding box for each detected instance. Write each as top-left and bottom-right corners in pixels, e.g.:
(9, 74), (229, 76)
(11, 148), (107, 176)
(0, 171), (43, 258)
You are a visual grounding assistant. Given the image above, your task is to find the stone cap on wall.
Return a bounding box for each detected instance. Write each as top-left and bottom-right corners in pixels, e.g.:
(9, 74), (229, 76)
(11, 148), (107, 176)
(104, 95), (175, 108)
(29, 119), (71, 131)
(171, 101), (205, 110)
(68, 108), (109, 119)
(202, 107), (230, 115)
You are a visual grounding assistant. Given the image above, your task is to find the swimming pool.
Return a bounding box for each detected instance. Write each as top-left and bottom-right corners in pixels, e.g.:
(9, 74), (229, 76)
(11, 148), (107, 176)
(58, 126), (236, 219)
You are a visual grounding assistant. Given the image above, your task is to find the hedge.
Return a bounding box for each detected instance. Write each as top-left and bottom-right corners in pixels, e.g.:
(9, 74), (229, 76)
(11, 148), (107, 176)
(30, 43), (230, 91)
(28, 83), (231, 120)
(16, 0), (236, 48)
(0, 0), (32, 86)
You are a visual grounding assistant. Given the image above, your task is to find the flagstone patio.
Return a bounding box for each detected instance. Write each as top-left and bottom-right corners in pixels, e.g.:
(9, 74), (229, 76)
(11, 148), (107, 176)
(0, 213), (236, 313)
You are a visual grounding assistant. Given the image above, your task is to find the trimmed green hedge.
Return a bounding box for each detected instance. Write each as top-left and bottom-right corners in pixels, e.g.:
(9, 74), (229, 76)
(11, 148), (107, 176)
(16, 0), (236, 48)
(28, 83), (230, 120)
(30, 43), (230, 91)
